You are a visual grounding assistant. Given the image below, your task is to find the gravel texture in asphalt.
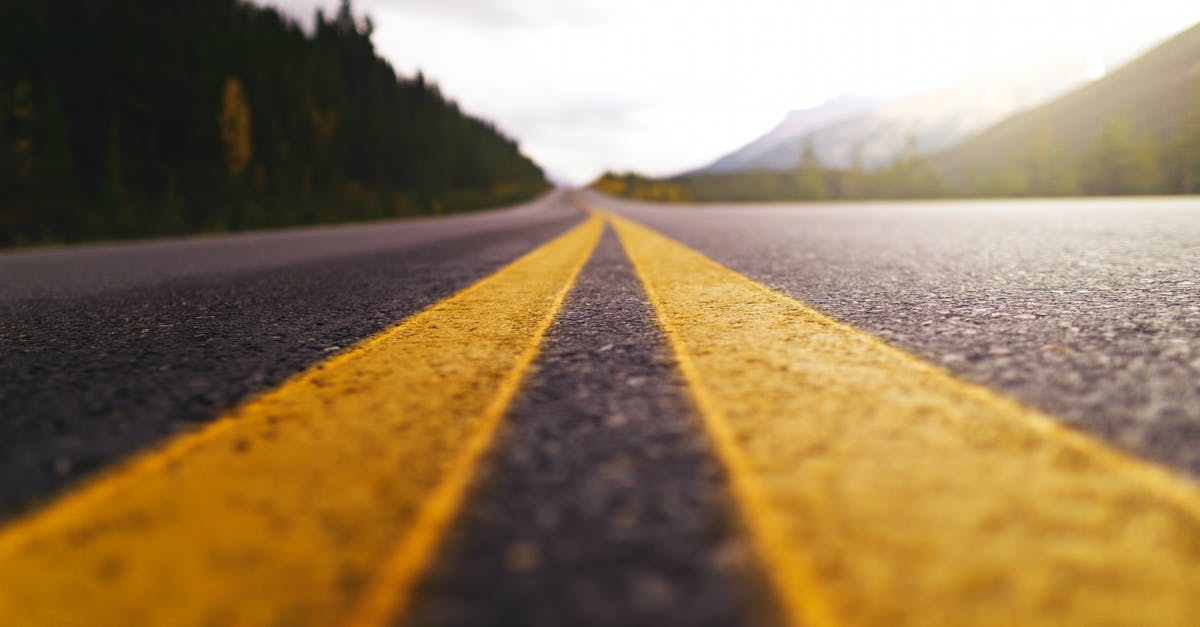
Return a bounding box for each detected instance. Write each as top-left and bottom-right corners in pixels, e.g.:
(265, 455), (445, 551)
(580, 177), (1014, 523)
(590, 192), (1200, 480)
(0, 192), (583, 519)
(406, 228), (779, 627)
(7, 189), (1200, 624)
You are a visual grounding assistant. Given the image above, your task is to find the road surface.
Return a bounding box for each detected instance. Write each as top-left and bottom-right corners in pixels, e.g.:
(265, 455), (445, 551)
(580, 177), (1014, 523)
(1, 189), (1199, 626)
(592, 191), (1200, 477)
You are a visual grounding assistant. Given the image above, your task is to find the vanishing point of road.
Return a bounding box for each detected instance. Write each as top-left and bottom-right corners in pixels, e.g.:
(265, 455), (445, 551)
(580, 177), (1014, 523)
(2, 190), (1199, 626)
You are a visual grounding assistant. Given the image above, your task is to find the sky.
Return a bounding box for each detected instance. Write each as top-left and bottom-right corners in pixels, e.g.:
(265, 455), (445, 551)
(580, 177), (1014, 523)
(265, 0), (1200, 183)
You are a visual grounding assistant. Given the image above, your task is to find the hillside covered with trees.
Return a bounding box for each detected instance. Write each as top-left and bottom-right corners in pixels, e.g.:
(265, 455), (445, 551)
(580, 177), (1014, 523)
(0, 0), (547, 247)
(592, 138), (942, 202)
(597, 21), (1200, 204)
(935, 21), (1200, 195)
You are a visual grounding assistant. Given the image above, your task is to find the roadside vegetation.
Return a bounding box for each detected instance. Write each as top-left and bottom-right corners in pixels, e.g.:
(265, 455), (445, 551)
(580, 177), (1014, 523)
(593, 108), (1200, 203)
(597, 21), (1200, 204)
(0, 0), (548, 248)
(594, 136), (942, 202)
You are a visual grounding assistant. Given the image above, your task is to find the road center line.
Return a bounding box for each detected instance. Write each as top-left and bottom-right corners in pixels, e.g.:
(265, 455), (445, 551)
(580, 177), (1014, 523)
(403, 226), (780, 627)
(0, 214), (603, 627)
(607, 211), (1200, 627)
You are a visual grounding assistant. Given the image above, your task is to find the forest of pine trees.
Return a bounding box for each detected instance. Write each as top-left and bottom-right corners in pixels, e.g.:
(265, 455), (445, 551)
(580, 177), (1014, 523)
(0, 0), (548, 247)
(595, 103), (1200, 204)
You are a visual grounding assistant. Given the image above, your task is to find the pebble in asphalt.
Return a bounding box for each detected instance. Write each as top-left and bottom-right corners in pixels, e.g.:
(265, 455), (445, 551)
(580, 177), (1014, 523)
(595, 194), (1200, 480)
(0, 205), (582, 520)
(404, 228), (781, 627)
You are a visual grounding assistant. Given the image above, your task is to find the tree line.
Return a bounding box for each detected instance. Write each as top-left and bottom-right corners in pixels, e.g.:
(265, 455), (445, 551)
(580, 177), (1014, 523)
(0, 0), (548, 247)
(964, 113), (1200, 196)
(594, 104), (1200, 203)
(592, 137), (940, 203)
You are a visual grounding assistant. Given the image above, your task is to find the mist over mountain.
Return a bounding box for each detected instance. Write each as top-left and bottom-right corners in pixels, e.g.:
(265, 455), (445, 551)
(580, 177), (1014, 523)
(698, 96), (881, 174)
(934, 21), (1200, 189)
(599, 21), (1200, 203)
(693, 47), (1145, 175)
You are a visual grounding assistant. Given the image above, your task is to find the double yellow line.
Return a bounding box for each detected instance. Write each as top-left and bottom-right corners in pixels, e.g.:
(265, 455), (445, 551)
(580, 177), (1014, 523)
(608, 212), (1200, 627)
(0, 214), (604, 627)
(2, 200), (1199, 626)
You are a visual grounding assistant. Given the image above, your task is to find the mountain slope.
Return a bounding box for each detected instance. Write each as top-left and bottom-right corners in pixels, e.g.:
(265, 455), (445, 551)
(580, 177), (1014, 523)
(935, 21), (1200, 183)
(696, 49), (1140, 174)
(697, 96), (881, 174)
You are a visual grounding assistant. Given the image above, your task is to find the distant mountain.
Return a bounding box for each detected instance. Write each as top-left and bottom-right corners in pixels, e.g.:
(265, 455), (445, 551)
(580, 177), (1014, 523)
(934, 21), (1200, 183)
(698, 96), (881, 173)
(694, 50), (1138, 174)
(597, 22), (1200, 202)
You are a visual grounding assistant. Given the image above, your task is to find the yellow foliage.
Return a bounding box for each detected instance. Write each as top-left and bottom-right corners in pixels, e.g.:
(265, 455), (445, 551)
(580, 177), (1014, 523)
(591, 172), (687, 203)
(590, 173), (627, 195)
(488, 182), (520, 199)
(307, 104), (339, 150)
(8, 80), (36, 183)
(10, 80), (34, 124)
(218, 77), (253, 176)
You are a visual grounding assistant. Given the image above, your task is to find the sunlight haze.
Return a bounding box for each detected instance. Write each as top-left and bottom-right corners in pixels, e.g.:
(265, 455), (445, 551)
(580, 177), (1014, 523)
(266, 0), (1200, 183)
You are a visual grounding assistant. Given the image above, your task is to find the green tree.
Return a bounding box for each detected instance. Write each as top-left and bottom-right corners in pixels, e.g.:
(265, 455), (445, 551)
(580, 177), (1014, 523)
(1082, 118), (1161, 195)
(1, 0), (546, 247)
(1162, 92), (1200, 194)
(8, 79), (34, 188)
(1021, 128), (1077, 196)
(99, 117), (131, 237)
(840, 144), (867, 199)
(35, 88), (80, 240)
(793, 137), (828, 200)
(875, 135), (940, 198)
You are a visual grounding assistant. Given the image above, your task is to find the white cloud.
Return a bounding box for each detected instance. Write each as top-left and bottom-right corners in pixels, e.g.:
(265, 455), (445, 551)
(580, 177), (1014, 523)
(263, 0), (1200, 183)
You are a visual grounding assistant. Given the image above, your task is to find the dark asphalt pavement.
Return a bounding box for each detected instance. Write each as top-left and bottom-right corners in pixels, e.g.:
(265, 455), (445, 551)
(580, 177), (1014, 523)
(5, 189), (1200, 626)
(587, 191), (1200, 480)
(0, 190), (584, 518)
(408, 228), (778, 627)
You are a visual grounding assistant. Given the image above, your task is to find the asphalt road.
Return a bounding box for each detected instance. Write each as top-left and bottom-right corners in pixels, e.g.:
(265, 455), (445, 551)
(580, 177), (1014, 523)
(0, 190), (585, 518)
(588, 191), (1200, 480)
(3, 189), (1200, 625)
(407, 229), (778, 627)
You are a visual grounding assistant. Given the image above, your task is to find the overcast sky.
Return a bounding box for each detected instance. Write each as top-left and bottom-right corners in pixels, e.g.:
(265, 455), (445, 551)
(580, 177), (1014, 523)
(264, 0), (1200, 183)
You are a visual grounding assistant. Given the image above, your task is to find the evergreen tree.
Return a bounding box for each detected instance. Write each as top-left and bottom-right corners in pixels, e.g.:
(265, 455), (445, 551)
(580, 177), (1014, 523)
(1082, 118), (1161, 195)
(1014, 128), (1076, 196)
(792, 137), (828, 200)
(0, 0), (546, 247)
(1163, 91), (1200, 194)
(840, 144), (867, 199)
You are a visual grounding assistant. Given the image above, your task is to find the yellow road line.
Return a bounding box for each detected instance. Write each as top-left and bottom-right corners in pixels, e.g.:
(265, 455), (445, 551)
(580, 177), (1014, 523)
(0, 214), (603, 627)
(607, 212), (1200, 627)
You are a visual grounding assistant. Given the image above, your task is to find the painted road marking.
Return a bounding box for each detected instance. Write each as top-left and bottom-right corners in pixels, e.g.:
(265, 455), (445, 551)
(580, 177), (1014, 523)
(0, 214), (603, 627)
(608, 212), (1200, 627)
